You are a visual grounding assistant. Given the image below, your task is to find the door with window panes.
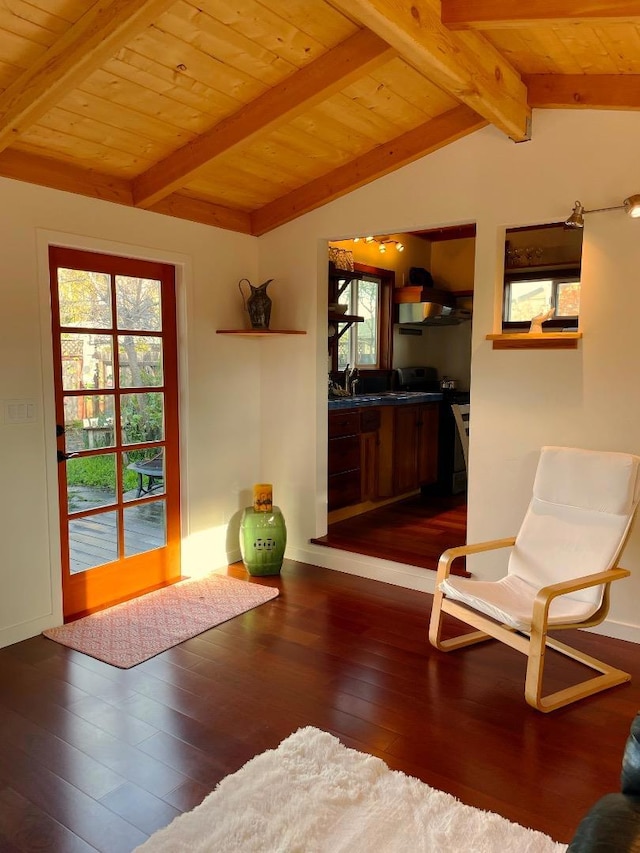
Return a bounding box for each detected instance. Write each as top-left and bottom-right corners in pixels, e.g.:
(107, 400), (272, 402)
(49, 247), (181, 620)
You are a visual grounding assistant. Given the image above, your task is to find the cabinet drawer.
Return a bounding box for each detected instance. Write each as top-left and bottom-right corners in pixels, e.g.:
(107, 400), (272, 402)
(329, 411), (360, 438)
(328, 470), (361, 510)
(328, 434), (360, 475)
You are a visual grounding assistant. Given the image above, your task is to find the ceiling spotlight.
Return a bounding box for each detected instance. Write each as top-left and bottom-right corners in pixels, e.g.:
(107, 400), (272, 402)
(349, 235), (405, 252)
(564, 200), (585, 229)
(565, 193), (640, 228)
(624, 195), (640, 218)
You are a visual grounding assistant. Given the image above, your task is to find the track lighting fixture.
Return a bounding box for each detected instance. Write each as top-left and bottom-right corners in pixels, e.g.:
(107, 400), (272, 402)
(350, 235), (404, 252)
(565, 195), (640, 229)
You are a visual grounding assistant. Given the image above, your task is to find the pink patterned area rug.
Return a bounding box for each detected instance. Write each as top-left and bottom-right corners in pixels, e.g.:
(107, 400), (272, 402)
(43, 573), (279, 668)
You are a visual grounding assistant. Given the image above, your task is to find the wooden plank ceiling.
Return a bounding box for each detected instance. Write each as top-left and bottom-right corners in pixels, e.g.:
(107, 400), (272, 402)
(0, 1), (638, 236)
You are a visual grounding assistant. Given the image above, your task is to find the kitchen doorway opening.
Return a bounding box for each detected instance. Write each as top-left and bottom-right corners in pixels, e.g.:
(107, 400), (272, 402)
(320, 227), (475, 572)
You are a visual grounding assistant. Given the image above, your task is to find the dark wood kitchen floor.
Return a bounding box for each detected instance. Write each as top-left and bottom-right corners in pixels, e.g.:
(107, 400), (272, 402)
(0, 559), (638, 850)
(313, 493), (468, 573)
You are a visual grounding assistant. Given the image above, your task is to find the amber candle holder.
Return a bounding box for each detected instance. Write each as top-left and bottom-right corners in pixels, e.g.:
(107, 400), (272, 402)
(253, 483), (273, 512)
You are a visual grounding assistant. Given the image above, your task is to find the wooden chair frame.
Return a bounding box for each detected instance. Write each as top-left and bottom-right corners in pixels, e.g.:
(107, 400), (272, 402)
(428, 538), (631, 712)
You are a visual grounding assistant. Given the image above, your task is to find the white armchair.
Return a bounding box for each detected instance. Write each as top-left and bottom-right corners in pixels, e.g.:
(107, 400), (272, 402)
(429, 446), (640, 712)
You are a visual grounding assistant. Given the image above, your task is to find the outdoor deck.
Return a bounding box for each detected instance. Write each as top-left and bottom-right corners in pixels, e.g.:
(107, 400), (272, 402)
(67, 487), (165, 573)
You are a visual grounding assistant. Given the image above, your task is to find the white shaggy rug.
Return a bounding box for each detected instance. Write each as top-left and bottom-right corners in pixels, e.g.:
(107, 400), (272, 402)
(135, 726), (567, 852)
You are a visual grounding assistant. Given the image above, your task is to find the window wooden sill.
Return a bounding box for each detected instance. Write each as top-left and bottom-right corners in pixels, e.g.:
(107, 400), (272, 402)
(216, 329), (306, 336)
(486, 332), (582, 350)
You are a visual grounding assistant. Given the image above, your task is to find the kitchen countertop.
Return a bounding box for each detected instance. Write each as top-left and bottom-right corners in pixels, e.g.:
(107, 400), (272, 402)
(328, 391), (443, 410)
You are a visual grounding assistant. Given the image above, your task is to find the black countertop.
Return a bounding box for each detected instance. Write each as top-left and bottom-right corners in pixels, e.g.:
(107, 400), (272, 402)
(328, 391), (443, 410)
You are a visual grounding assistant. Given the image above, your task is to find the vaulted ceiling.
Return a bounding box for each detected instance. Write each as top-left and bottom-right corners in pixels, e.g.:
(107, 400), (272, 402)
(1, 1), (639, 236)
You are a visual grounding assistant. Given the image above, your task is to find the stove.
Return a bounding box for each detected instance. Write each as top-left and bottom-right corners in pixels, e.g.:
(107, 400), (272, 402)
(395, 366), (469, 495)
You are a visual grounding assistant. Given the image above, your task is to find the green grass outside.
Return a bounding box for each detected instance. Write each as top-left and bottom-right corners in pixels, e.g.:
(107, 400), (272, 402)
(67, 455), (139, 491)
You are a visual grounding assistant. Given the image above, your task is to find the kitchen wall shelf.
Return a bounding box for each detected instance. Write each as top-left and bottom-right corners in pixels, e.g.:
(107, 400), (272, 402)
(217, 329), (306, 336)
(486, 332), (582, 350)
(328, 312), (364, 341)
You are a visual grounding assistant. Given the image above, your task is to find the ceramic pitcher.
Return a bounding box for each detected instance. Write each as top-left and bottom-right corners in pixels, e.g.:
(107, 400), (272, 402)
(238, 278), (273, 329)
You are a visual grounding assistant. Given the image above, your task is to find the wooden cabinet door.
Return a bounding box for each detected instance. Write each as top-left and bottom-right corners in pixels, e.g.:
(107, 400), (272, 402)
(417, 404), (439, 486)
(376, 407), (395, 498)
(328, 435), (360, 475)
(328, 410), (361, 511)
(360, 431), (378, 502)
(360, 407), (380, 501)
(393, 406), (419, 495)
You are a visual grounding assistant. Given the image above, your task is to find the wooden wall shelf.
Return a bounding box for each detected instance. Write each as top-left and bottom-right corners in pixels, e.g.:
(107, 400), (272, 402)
(328, 312), (364, 341)
(216, 329), (306, 336)
(486, 332), (582, 350)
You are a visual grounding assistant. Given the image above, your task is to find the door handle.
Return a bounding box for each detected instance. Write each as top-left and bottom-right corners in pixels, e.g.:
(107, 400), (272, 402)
(57, 450), (80, 463)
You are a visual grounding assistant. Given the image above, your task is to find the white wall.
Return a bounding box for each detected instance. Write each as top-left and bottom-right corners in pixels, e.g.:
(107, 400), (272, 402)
(0, 178), (260, 646)
(258, 108), (640, 643)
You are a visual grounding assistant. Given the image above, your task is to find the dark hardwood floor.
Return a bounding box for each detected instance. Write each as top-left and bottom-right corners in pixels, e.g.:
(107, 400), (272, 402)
(313, 493), (470, 575)
(1, 558), (639, 851)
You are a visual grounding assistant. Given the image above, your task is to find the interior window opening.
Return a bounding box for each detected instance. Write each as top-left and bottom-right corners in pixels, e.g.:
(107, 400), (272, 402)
(502, 223), (583, 331)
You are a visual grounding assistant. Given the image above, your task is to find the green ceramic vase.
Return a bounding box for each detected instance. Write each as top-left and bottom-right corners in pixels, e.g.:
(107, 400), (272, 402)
(240, 506), (287, 575)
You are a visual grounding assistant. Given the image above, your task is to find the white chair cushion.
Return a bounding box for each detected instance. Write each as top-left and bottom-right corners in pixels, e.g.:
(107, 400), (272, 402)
(508, 499), (631, 606)
(440, 574), (600, 632)
(534, 446), (640, 515)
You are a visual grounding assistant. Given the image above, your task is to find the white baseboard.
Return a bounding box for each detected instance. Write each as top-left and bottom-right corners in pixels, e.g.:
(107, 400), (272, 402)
(585, 620), (640, 645)
(288, 542), (437, 595)
(0, 613), (60, 649)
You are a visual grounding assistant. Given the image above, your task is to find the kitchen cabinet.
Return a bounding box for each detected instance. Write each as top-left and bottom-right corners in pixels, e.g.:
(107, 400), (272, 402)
(327, 400), (439, 511)
(392, 404), (439, 496)
(417, 404), (439, 485)
(328, 411), (361, 510)
(360, 407), (381, 503)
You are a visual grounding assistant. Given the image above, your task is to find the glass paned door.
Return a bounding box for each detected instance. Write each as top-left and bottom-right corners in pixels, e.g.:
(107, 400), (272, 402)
(49, 247), (181, 620)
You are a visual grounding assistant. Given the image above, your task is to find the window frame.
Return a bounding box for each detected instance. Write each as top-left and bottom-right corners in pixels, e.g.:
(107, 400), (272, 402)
(338, 273), (381, 370)
(502, 267), (581, 331)
(329, 262), (393, 373)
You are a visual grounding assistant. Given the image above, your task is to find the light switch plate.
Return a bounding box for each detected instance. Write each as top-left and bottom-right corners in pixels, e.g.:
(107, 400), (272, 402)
(3, 399), (37, 424)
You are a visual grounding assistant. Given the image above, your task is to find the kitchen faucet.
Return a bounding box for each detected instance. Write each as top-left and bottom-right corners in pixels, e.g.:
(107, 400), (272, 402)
(344, 364), (359, 396)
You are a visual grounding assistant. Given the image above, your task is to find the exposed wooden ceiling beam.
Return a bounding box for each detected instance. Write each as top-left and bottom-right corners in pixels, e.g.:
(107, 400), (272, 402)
(251, 105), (487, 236)
(0, 149), (133, 204)
(132, 29), (395, 209)
(526, 74), (640, 110)
(148, 194), (252, 233)
(0, 149), (251, 233)
(442, 1), (640, 29)
(328, 0), (530, 142)
(0, 0), (177, 154)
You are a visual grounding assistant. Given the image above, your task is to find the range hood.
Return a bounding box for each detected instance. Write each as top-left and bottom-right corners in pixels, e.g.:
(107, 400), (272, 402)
(395, 285), (471, 326)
